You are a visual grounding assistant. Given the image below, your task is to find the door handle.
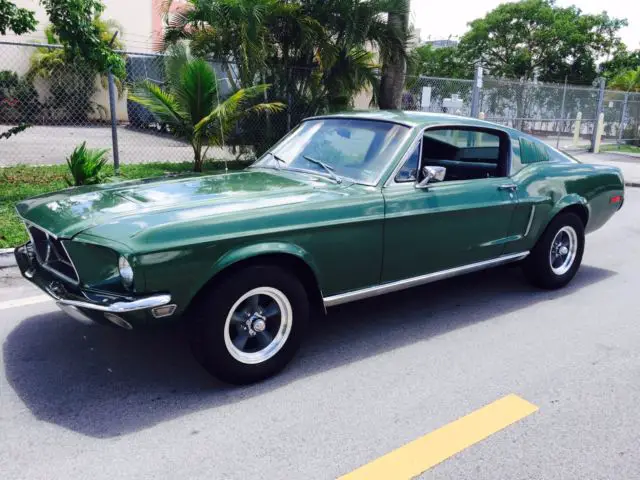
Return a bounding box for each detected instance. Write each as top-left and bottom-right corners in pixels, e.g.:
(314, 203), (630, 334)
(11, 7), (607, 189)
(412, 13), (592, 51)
(498, 184), (518, 192)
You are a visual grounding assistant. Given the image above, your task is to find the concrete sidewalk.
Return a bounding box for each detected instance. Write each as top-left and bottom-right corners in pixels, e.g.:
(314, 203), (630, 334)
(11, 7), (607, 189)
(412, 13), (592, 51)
(572, 151), (640, 187)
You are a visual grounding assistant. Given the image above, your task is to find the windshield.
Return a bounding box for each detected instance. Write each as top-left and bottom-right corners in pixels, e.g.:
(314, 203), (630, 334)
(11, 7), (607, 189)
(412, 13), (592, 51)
(253, 119), (410, 184)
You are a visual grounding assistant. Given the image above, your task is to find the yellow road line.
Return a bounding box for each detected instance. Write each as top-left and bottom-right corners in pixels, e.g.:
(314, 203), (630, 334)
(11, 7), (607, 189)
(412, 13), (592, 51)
(339, 394), (538, 480)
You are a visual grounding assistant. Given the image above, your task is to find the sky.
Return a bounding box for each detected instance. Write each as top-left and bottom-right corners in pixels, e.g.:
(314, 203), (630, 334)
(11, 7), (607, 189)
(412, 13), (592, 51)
(410, 0), (640, 49)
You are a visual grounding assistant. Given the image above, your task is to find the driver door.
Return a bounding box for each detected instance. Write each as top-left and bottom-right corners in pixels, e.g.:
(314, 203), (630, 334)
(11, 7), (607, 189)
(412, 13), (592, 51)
(381, 129), (518, 282)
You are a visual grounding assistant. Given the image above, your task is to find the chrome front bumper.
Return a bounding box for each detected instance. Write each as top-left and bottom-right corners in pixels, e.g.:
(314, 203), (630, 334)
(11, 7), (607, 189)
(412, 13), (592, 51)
(53, 293), (172, 314)
(15, 243), (175, 327)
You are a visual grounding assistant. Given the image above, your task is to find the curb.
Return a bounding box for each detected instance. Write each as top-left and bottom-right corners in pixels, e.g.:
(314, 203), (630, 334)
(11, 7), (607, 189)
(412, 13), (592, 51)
(0, 248), (16, 269)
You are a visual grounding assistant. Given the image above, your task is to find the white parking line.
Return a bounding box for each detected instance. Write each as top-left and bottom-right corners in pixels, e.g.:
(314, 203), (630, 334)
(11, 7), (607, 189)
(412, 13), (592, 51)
(0, 295), (52, 311)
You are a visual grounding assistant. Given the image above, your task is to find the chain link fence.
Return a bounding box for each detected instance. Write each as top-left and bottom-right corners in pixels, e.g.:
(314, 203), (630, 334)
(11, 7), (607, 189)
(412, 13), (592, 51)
(403, 74), (640, 152)
(0, 42), (330, 167)
(1, 40), (639, 168)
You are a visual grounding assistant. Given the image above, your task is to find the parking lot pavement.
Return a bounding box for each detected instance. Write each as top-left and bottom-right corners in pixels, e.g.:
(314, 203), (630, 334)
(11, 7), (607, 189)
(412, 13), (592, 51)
(0, 125), (235, 166)
(0, 190), (639, 480)
(573, 151), (640, 186)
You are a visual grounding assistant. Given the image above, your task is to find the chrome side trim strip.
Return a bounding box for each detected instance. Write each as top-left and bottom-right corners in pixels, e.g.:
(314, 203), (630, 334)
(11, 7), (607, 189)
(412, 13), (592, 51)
(524, 206), (536, 237)
(323, 252), (529, 307)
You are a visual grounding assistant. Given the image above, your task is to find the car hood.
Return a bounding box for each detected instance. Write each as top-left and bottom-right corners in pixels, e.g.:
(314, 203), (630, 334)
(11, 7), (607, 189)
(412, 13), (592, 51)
(16, 169), (340, 239)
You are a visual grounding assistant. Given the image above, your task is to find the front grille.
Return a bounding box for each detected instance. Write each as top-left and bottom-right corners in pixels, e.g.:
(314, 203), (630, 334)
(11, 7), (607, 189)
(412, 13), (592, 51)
(26, 224), (79, 283)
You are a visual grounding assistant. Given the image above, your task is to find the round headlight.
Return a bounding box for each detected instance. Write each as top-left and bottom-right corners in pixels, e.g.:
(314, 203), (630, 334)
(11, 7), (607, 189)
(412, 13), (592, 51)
(118, 256), (134, 289)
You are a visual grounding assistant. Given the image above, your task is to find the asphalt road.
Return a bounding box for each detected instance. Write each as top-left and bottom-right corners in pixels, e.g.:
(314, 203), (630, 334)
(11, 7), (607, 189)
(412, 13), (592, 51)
(1, 190), (640, 480)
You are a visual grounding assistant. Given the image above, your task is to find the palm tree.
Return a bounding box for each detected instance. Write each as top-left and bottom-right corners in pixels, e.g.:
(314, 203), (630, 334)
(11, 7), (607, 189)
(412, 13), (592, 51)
(161, 0), (321, 89)
(610, 68), (640, 93)
(377, 0), (410, 109)
(160, 0), (409, 110)
(129, 45), (283, 172)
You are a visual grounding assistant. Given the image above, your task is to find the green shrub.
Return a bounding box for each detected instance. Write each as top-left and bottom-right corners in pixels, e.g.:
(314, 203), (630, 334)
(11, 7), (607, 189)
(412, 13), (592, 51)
(0, 70), (40, 123)
(65, 142), (110, 186)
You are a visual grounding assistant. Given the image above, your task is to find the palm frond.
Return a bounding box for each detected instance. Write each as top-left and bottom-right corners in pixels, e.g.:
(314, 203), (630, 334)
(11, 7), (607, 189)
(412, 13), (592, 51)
(164, 42), (192, 87)
(243, 101), (286, 115)
(129, 81), (190, 133)
(211, 84), (271, 120)
(173, 58), (217, 125)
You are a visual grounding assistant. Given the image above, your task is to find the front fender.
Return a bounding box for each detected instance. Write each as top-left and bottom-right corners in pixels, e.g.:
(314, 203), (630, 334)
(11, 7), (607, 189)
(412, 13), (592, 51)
(210, 242), (321, 280)
(170, 242), (322, 311)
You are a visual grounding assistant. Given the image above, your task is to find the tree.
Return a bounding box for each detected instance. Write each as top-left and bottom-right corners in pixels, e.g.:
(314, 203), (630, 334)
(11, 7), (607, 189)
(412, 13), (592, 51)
(407, 44), (473, 80)
(162, 0), (408, 108)
(161, 0), (408, 152)
(28, 22), (124, 123)
(162, 0), (321, 90)
(129, 45), (284, 172)
(609, 68), (640, 93)
(0, 0), (37, 140)
(600, 48), (640, 82)
(40, 0), (125, 78)
(459, 0), (627, 84)
(378, 0), (409, 109)
(0, 0), (37, 35)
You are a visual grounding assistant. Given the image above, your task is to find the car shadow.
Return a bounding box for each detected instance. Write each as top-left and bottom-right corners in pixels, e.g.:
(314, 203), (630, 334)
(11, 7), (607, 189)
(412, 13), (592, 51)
(3, 264), (615, 438)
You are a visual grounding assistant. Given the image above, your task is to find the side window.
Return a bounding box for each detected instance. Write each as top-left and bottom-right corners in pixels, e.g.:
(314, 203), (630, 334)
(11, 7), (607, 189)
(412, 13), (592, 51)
(520, 138), (550, 164)
(395, 140), (421, 183)
(421, 127), (507, 181)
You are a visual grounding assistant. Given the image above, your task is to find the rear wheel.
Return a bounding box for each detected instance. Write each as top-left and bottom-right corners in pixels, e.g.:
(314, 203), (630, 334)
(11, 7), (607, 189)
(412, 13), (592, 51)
(189, 265), (309, 384)
(522, 212), (585, 289)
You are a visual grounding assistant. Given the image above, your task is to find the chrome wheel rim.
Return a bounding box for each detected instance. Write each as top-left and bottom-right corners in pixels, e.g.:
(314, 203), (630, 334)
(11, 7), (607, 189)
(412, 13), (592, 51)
(224, 287), (292, 365)
(549, 226), (578, 275)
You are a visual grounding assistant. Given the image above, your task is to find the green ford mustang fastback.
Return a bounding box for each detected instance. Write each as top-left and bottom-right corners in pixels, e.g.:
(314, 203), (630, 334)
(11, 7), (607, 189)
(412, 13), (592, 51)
(14, 111), (625, 384)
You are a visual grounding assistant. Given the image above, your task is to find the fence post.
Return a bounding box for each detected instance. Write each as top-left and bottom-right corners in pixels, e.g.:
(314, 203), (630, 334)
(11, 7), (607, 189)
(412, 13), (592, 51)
(556, 76), (568, 149)
(107, 32), (120, 175)
(618, 92), (629, 146)
(594, 112), (605, 153)
(107, 72), (120, 175)
(470, 65), (483, 118)
(573, 112), (582, 146)
(590, 77), (606, 153)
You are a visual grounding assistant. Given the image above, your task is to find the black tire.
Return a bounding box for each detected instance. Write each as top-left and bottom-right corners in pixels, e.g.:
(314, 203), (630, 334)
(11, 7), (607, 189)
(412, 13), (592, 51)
(522, 212), (585, 290)
(189, 265), (309, 385)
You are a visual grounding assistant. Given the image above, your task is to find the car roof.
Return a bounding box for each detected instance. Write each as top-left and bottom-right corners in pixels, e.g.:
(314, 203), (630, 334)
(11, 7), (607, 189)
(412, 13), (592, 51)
(306, 110), (522, 136)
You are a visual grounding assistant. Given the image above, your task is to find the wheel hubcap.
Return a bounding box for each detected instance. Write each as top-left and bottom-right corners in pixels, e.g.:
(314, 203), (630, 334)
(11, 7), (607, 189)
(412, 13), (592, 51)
(224, 287), (293, 365)
(549, 226), (578, 276)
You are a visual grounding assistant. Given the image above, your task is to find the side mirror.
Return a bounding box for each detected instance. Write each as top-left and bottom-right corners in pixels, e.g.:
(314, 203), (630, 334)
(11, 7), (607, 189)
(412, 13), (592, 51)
(416, 166), (446, 188)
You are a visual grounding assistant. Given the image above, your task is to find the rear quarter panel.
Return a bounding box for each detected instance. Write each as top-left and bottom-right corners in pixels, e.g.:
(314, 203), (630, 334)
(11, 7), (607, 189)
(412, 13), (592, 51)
(507, 162), (624, 253)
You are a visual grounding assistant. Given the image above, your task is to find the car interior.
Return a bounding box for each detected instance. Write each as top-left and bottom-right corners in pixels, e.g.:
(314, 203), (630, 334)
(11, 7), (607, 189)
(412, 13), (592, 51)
(396, 127), (511, 183)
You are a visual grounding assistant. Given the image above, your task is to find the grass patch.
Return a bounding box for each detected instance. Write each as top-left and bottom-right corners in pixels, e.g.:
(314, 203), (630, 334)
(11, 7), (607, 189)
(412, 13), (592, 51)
(601, 144), (640, 154)
(0, 160), (251, 249)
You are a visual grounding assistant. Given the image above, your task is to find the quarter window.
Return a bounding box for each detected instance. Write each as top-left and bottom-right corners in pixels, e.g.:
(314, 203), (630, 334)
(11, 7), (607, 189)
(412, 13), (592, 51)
(395, 140), (421, 183)
(520, 138), (550, 164)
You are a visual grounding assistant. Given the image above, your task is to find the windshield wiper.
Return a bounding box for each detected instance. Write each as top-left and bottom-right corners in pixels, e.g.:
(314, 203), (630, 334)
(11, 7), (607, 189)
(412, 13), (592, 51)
(302, 155), (342, 184)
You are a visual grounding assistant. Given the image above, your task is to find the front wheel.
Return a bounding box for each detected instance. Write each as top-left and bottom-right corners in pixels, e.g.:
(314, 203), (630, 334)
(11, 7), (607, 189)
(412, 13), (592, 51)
(522, 212), (585, 289)
(189, 265), (309, 385)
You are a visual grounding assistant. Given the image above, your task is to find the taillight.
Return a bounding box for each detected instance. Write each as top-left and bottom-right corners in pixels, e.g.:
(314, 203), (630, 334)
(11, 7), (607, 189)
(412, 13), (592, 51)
(610, 195), (622, 204)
